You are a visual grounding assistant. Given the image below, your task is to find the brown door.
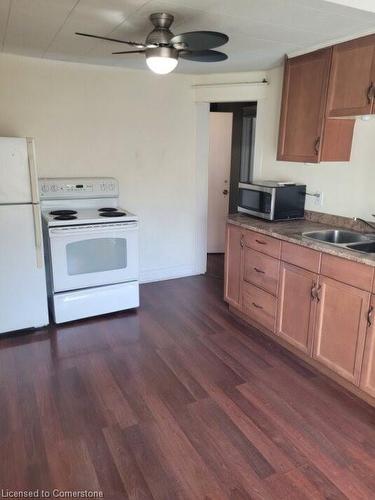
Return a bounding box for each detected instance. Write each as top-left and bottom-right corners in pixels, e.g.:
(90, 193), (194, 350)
(224, 224), (242, 307)
(277, 262), (317, 354)
(313, 276), (369, 384)
(360, 295), (375, 397)
(277, 48), (331, 163)
(327, 35), (375, 117)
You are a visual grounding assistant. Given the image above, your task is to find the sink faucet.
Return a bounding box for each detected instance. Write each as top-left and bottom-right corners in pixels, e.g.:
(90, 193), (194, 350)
(353, 217), (375, 233)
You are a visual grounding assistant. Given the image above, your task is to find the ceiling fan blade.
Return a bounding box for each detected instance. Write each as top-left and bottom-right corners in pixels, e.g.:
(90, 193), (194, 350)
(112, 50), (145, 55)
(171, 31), (228, 51)
(75, 32), (146, 48)
(180, 50), (228, 62)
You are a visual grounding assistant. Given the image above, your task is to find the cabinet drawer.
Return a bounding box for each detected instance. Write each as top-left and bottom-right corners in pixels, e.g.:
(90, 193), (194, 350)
(281, 241), (321, 273)
(243, 247), (280, 296)
(320, 254), (374, 291)
(243, 230), (281, 259)
(242, 281), (277, 332)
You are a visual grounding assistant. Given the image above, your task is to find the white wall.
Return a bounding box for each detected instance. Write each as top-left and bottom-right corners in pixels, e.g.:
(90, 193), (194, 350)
(0, 53), (198, 283)
(261, 66), (375, 220)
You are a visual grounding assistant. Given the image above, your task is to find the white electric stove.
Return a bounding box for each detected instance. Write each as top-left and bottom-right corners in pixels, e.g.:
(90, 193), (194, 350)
(39, 177), (139, 323)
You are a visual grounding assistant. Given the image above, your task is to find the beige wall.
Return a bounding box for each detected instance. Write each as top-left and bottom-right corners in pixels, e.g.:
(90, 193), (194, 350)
(261, 66), (375, 220)
(0, 53), (197, 282)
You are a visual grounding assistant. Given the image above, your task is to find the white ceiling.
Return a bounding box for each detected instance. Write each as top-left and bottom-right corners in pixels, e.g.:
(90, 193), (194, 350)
(0, 0), (375, 74)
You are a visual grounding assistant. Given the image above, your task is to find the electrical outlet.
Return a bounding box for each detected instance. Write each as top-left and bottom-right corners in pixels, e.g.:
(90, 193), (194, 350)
(313, 191), (323, 207)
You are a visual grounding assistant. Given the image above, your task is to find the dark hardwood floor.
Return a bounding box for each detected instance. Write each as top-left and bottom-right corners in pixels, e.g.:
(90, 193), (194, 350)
(1, 259), (375, 499)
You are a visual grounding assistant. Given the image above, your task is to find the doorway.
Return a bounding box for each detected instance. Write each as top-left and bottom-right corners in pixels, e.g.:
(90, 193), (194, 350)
(206, 101), (257, 278)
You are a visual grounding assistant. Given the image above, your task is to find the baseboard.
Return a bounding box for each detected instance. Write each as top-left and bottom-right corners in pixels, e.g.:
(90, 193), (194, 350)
(140, 265), (202, 284)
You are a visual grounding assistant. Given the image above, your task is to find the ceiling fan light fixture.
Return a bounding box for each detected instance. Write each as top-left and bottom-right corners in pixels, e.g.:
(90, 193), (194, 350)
(145, 47), (178, 75)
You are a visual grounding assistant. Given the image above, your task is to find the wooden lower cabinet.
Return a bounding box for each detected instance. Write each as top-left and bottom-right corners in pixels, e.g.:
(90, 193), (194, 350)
(360, 295), (375, 397)
(243, 247), (279, 296)
(224, 224), (242, 308)
(312, 276), (370, 384)
(277, 262), (317, 355)
(242, 281), (277, 332)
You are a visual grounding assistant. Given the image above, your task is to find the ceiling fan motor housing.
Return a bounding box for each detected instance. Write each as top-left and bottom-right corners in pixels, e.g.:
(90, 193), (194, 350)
(147, 13), (175, 46)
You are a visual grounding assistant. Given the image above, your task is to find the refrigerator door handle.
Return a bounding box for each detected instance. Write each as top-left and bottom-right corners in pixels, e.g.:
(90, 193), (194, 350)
(27, 138), (39, 204)
(32, 204), (43, 268)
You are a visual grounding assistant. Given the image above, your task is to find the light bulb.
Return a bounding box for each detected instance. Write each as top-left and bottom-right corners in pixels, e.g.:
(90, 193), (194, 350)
(146, 56), (178, 74)
(145, 47), (179, 75)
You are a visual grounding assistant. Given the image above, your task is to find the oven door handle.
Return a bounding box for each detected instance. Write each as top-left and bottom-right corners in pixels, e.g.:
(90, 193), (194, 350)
(50, 223), (138, 237)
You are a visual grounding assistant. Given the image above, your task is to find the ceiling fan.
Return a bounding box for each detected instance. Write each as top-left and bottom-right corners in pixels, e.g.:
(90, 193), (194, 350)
(76, 12), (229, 75)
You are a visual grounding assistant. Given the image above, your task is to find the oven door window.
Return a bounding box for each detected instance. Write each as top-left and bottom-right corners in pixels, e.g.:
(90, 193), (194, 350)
(66, 237), (127, 275)
(239, 189), (272, 214)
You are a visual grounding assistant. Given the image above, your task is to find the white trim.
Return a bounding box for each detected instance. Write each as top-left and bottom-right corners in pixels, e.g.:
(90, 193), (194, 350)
(192, 81), (269, 276)
(193, 81), (269, 103)
(140, 265), (200, 284)
(287, 28), (375, 59)
(192, 81), (268, 89)
(194, 102), (210, 275)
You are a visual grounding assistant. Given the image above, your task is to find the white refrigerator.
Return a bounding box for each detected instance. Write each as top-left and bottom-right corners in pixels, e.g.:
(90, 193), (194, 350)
(0, 137), (49, 334)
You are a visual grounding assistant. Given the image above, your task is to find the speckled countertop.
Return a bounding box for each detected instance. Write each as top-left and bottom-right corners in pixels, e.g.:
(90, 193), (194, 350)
(227, 213), (375, 267)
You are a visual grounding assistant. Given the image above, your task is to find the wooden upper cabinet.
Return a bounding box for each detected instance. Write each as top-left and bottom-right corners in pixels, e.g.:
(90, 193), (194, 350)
(224, 224), (242, 307)
(312, 276), (370, 384)
(277, 48), (354, 163)
(278, 49), (331, 163)
(327, 35), (375, 117)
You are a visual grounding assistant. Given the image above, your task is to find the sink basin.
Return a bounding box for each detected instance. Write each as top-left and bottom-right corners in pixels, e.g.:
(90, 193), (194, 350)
(302, 230), (370, 245)
(346, 241), (375, 254)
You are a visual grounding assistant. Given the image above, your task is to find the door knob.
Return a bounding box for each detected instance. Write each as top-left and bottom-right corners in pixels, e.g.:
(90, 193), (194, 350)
(223, 189), (228, 195)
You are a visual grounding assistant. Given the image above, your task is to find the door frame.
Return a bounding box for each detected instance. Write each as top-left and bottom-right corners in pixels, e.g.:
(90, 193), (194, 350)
(193, 81), (268, 274)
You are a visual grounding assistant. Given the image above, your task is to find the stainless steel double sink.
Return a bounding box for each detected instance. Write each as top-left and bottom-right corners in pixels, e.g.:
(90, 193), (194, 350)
(302, 229), (375, 254)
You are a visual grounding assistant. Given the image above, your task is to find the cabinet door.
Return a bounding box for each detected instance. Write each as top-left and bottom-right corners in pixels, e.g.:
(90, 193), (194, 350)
(313, 276), (369, 384)
(360, 295), (375, 397)
(224, 224), (242, 307)
(277, 263), (317, 354)
(277, 49), (331, 163)
(327, 35), (375, 117)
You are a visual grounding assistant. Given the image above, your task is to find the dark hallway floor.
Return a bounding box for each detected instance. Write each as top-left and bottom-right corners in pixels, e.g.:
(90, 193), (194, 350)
(0, 269), (375, 499)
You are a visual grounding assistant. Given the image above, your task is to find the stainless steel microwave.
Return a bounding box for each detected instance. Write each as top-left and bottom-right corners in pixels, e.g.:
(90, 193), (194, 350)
(238, 181), (306, 221)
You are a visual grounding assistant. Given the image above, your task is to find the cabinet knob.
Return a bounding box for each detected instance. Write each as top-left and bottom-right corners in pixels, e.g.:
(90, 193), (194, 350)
(368, 305), (374, 327)
(314, 137), (321, 155)
(367, 82), (374, 104)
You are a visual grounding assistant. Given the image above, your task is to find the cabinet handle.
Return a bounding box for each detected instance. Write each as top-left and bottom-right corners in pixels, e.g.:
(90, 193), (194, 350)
(311, 283), (317, 301)
(255, 239), (266, 245)
(254, 267), (265, 274)
(368, 305), (373, 327)
(314, 137), (320, 155)
(315, 284), (321, 302)
(240, 236), (244, 248)
(252, 302), (263, 309)
(367, 82), (374, 104)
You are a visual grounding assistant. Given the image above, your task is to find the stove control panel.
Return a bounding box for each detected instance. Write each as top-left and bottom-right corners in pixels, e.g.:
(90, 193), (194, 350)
(39, 177), (119, 199)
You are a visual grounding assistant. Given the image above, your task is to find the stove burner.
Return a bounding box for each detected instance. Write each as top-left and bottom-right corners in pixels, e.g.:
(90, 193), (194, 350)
(98, 207), (118, 212)
(100, 212), (126, 218)
(54, 215), (77, 221)
(50, 209), (77, 216)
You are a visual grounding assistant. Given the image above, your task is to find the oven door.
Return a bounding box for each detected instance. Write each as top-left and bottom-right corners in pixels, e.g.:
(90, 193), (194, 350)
(49, 222), (139, 292)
